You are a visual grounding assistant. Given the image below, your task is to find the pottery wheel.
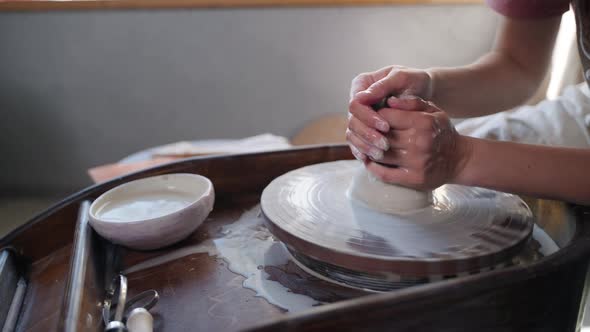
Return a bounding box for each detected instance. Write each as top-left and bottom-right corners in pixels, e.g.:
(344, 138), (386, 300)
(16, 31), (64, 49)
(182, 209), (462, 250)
(261, 160), (534, 290)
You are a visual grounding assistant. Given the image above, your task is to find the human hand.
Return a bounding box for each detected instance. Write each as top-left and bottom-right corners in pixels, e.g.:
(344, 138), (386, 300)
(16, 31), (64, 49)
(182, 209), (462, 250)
(347, 66), (434, 161)
(362, 97), (472, 191)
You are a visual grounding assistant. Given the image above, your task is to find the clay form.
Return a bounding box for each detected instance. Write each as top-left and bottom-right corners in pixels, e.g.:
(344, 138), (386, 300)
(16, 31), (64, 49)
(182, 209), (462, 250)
(89, 173), (214, 250)
(262, 160), (534, 281)
(348, 166), (432, 214)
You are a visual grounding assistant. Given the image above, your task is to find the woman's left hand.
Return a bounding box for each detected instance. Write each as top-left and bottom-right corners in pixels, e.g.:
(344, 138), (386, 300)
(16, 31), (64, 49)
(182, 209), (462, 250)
(361, 96), (472, 190)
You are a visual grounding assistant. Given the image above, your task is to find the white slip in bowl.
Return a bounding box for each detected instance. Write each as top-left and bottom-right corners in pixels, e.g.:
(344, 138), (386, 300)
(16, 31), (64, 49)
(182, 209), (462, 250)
(89, 173), (214, 250)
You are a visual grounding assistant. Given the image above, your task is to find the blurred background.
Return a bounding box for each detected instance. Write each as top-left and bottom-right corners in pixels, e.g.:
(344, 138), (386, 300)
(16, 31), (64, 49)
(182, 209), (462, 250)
(0, 1), (581, 233)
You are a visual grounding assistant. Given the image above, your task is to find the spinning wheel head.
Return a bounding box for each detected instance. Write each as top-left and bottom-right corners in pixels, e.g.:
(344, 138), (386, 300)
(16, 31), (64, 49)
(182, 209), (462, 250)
(261, 160), (534, 290)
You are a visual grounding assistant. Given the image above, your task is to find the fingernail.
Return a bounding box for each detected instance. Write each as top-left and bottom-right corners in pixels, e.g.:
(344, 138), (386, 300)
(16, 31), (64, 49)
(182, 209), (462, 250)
(375, 120), (389, 132)
(376, 136), (390, 151)
(350, 146), (366, 161)
(387, 96), (398, 106)
(369, 148), (383, 160)
(399, 94), (417, 100)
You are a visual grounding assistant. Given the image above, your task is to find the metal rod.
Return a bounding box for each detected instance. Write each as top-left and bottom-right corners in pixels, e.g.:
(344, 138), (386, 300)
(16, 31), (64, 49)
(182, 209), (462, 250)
(60, 201), (92, 332)
(1, 278), (27, 332)
(0, 250), (19, 329)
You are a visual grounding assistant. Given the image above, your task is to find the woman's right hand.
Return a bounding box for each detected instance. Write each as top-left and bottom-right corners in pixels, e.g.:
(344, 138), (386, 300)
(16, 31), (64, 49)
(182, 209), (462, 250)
(347, 65), (434, 161)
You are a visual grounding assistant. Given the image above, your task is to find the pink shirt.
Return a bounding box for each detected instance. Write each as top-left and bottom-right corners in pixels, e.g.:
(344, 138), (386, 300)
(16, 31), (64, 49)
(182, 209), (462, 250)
(486, 0), (570, 19)
(487, 0), (590, 86)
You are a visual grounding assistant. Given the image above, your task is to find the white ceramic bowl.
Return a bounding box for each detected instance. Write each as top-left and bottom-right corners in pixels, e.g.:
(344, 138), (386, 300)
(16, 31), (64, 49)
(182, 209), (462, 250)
(89, 173), (214, 250)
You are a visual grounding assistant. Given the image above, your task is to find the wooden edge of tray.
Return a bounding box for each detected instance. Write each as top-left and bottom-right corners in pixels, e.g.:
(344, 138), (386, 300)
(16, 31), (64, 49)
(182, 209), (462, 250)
(0, 144), (352, 260)
(2, 144), (590, 331)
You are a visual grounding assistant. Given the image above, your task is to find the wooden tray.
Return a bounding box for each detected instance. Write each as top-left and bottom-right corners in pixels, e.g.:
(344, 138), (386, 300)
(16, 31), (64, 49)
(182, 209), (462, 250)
(1, 145), (589, 331)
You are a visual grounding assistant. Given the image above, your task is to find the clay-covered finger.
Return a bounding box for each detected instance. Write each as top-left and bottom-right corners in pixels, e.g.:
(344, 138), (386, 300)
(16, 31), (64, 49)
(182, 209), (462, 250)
(387, 95), (429, 111)
(350, 73), (373, 101)
(350, 66), (396, 100)
(382, 149), (432, 172)
(378, 109), (437, 131)
(346, 129), (384, 161)
(365, 161), (425, 189)
(348, 116), (389, 151)
(364, 161), (408, 185)
(374, 148), (411, 167)
(386, 128), (435, 152)
(348, 144), (367, 162)
(385, 130), (415, 149)
(354, 70), (409, 106)
(348, 101), (390, 132)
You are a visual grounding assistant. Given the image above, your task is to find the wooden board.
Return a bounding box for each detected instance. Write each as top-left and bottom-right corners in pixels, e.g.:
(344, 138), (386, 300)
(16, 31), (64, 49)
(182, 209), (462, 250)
(0, 0), (484, 12)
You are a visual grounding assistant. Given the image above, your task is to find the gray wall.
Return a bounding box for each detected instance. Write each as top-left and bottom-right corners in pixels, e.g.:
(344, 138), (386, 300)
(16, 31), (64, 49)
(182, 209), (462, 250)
(0, 5), (498, 195)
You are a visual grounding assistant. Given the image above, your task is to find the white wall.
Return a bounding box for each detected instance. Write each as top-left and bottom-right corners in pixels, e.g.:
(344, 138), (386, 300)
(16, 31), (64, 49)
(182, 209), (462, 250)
(0, 5), (498, 194)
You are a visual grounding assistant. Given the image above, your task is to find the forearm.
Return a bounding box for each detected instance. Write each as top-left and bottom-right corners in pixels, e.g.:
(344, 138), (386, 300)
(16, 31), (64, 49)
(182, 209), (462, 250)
(428, 52), (540, 117)
(427, 17), (561, 118)
(455, 137), (590, 205)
